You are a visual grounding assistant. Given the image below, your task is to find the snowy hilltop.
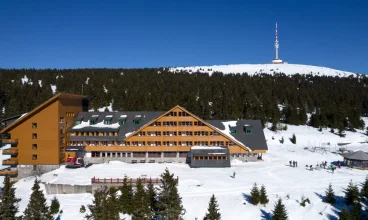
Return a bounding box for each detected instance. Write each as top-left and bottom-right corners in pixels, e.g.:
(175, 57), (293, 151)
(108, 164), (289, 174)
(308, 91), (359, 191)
(170, 63), (360, 77)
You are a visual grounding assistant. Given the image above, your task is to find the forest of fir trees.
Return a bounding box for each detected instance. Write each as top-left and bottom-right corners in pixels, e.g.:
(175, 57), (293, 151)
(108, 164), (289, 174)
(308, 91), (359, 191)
(0, 68), (367, 133)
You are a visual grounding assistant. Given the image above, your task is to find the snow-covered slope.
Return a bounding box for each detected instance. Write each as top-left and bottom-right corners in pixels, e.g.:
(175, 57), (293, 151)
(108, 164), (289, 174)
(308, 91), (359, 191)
(170, 63), (360, 77)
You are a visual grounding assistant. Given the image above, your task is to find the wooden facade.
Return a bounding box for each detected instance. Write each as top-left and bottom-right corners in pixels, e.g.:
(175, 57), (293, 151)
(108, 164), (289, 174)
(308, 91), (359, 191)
(0, 93), (88, 166)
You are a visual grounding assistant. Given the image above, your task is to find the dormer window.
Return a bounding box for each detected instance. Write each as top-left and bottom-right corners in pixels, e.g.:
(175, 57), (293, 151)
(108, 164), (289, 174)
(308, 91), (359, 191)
(231, 129), (237, 134)
(104, 120), (110, 125)
(75, 120), (81, 125)
(133, 120), (139, 125)
(246, 129), (251, 134)
(120, 115), (127, 125)
(119, 120), (125, 125)
(90, 120), (96, 125)
(104, 115), (113, 125)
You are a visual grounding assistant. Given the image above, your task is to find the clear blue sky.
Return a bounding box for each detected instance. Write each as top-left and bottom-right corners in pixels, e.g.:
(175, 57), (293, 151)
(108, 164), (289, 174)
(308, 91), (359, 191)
(0, 0), (367, 73)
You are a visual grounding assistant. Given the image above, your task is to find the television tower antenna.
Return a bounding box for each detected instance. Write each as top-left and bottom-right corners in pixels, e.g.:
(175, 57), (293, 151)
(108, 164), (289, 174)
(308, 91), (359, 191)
(271, 22), (284, 64)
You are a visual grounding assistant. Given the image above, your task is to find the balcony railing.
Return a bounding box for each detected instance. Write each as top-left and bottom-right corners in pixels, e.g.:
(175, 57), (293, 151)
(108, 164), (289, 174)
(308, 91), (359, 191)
(2, 158), (18, 165)
(2, 138), (18, 144)
(2, 148), (18, 155)
(0, 169), (18, 177)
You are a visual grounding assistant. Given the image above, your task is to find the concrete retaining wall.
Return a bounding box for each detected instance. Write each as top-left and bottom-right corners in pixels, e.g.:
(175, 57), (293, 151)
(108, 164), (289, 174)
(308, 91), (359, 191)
(17, 165), (60, 179)
(43, 183), (92, 194)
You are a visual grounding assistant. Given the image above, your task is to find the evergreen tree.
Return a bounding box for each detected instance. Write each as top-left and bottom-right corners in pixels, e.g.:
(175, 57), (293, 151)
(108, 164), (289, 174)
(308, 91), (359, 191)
(132, 180), (151, 220)
(350, 202), (362, 220)
(345, 180), (360, 206)
(118, 175), (134, 214)
(250, 183), (260, 205)
(203, 194), (221, 220)
(50, 196), (60, 215)
(156, 168), (185, 219)
(23, 179), (52, 220)
(338, 206), (351, 220)
(291, 134), (296, 144)
(259, 185), (269, 205)
(80, 205), (86, 213)
(147, 180), (158, 217)
(85, 187), (120, 220)
(361, 176), (368, 200)
(324, 183), (336, 204)
(0, 175), (21, 220)
(271, 198), (288, 220)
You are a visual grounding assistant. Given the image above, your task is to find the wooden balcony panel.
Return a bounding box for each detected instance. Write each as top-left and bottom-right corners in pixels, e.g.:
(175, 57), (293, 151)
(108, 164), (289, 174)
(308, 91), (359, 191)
(0, 170), (18, 176)
(2, 159), (18, 165)
(142, 126), (162, 132)
(2, 138), (18, 144)
(84, 145), (191, 152)
(2, 148), (18, 155)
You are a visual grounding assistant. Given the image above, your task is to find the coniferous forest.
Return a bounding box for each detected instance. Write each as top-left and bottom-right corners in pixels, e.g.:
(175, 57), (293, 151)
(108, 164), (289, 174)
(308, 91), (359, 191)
(0, 68), (367, 131)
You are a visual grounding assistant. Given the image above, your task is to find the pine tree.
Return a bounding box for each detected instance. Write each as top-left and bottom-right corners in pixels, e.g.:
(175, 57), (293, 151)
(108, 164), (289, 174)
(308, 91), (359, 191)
(360, 176), (368, 200)
(250, 183), (260, 205)
(85, 187), (120, 220)
(50, 196), (60, 215)
(324, 183), (336, 204)
(350, 202), (361, 220)
(271, 198), (288, 220)
(132, 180), (151, 220)
(0, 175), (21, 220)
(147, 180), (157, 218)
(345, 180), (360, 206)
(203, 194), (221, 220)
(23, 179), (53, 220)
(118, 175), (134, 214)
(80, 205), (86, 213)
(338, 206), (351, 220)
(259, 185), (269, 205)
(291, 134), (296, 144)
(156, 168), (185, 219)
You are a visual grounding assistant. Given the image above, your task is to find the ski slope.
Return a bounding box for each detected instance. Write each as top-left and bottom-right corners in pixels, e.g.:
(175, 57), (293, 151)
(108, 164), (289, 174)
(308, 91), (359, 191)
(3, 121), (368, 219)
(170, 63), (360, 77)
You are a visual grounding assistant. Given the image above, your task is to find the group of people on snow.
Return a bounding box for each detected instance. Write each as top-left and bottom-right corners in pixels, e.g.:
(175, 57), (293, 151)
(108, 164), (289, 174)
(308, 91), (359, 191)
(289, 160), (298, 167)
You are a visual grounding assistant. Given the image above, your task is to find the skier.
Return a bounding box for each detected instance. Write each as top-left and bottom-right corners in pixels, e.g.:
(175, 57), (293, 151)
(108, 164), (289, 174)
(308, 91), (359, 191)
(338, 162), (341, 169)
(289, 161), (292, 167)
(310, 165), (313, 171)
(233, 171), (236, 178)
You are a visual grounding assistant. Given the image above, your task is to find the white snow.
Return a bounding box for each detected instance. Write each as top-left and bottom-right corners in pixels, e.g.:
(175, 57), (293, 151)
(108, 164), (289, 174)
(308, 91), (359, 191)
(21, 75), (29, 84)
(14, 113), (28, 122)
(120, 115), (127, 118)
(106, 115), (113, 118)
(170, 63), (360, 77)
(90, 103), (113, 112)
(50, 85), (57, 94)
(12, 118), (368, 219)
(103, 85), (108, 93)
(38, 80), (42, 87)
(72, 120), (120, 129)
(2, 107), (5, 114)
(125, 132), (134, 137)
(85, 77), (90, 84)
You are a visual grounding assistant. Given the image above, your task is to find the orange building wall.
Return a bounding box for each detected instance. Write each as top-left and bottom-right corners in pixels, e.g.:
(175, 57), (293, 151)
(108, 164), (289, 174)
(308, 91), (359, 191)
(9, 101), (60, 165)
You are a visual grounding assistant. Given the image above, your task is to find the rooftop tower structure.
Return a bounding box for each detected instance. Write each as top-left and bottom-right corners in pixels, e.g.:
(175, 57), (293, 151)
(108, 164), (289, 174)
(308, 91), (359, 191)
(272, 22), (284, 64)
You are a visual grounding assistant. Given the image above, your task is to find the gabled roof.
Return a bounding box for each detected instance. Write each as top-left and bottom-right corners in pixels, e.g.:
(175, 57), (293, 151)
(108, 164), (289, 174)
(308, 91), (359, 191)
(69, 111), (164, 141)
(205, 120), (268, 151)
(1, 93), (88, 133)
(343, 150), (368, 161)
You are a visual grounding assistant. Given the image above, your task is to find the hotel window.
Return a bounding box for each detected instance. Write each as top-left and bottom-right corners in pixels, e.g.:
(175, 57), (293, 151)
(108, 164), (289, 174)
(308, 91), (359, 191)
(231, 129), (237, 134)
(32, 133), (37, 139)
(104, 120), (110, 125)
(163, 152), (176, 158)
(119, 120), (125, 125)
(133, 152), (145, 158)
(246, 129), (251, 134)
(32, 154), (37, 160)
(133, 120), (139, 125)
(32, 123), (37, 128)
(32, 144), (37, 149)
(60, 117), (65, 123)
(90, 120), (96, 125)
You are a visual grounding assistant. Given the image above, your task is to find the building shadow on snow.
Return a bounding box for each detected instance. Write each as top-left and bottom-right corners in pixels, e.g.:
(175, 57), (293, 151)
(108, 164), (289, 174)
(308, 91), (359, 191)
(260, 209), (271, 220)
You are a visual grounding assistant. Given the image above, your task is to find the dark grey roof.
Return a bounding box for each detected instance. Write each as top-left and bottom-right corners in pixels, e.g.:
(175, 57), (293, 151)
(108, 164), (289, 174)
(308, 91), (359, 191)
(69, 111), (164, 141)
(343, 151), (368, 161)
(1, 114), (24, 127)
(204, 120), (268, 151)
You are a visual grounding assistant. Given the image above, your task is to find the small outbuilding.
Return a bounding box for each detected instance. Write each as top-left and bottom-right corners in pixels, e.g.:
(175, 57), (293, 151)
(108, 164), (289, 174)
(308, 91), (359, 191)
(189, 146), (230, 168)
(343, 150), (368, 170)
